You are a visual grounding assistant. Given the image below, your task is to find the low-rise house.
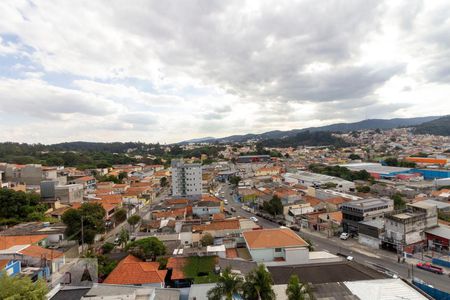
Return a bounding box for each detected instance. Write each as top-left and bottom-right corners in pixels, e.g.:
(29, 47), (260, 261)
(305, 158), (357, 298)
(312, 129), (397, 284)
(358, 219), (385, 249)
(69, 176), (96, 191)
(193, 200), (221, 217)
(242, 228), (309, 263)
(55, 184), (83, 204)
(317, 211), (342, 235)
(103, 254), (166, 287)
(383, 202), (438, 252)
(255, 166), (282, 177)
(0, 259), (21, 276)
(425, 225), (450, 251)
(193, 219), (241, 238)
(341, 198), (394, 234)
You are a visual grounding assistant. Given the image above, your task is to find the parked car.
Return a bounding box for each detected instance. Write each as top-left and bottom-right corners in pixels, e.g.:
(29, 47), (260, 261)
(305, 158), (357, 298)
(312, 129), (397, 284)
(230, 207), (237, 212)
(289, 225), (300, 232)
(340, 232), (350, 240)
(250, 216), (258, 222)
(416, 262), (443, 274)
(223, 199), (228, 205)
(114, 237), (120, 245)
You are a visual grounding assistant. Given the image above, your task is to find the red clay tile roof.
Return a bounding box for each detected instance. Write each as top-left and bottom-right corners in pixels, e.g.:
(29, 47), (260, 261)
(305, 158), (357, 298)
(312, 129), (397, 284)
(165, 198), (189, 205)
(0, 259), (9, 269)
(166, 257), (188, 280)
(153, 208), (188, 219)
(303, 195), (322, 207)
(324, 197), (349, 205)
(75, 176), (95, 182)
(243, 228), (308, 249)
(104, 254), (166, 285)
(212, 213), (226, 220)
(0, 235), (48, 250)
(193, 219), (240, 232)
(19, 245), (64, 260)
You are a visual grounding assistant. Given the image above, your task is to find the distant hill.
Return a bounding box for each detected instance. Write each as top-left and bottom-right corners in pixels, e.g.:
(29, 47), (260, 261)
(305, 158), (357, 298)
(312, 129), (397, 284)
(188, 116), (440, 144)
(414, 115), (450, 136)
(179, 137), (215, 144)
(259, 131), (352, 148)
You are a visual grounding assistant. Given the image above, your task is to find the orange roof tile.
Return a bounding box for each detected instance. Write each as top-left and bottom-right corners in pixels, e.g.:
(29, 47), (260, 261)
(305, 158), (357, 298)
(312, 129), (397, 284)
(165, 198), (189, 205)
(212, 213), (226, 220)
(304, 195), (322, 207)
(243, 228), (308, 249)
(0, 235), (48, 250)
(325, 197), (349, 205)
(166, 257), (188, 280)
(319, 211), (343, 223)
(75, 176), (95, 182)
(19, 245), (63, 260)
(0, 259), (10, 269)
(193, 219), (240, 232)
(104, 254), (166, 285)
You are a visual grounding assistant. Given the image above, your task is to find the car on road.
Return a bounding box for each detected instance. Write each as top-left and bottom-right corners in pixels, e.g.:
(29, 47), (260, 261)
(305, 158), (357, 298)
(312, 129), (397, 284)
(114, 237), (120, 245)
(250, 216), (258, 222)
(340, 232), (350, 240)
(223, 199), (228, 205)
(230, 207), (236, 212)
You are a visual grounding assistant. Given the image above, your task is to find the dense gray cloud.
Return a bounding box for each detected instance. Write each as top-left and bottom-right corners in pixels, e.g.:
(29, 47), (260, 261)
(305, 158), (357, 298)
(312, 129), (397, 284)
(0, 0), (449, 143)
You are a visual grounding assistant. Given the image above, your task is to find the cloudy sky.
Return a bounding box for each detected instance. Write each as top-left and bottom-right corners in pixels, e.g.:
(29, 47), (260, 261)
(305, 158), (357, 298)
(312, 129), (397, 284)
(0, 0), (449, 144)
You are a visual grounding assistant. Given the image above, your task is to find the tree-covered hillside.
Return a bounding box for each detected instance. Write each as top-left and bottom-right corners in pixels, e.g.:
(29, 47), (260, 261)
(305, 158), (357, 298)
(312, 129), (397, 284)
(414, 115), (450, 136)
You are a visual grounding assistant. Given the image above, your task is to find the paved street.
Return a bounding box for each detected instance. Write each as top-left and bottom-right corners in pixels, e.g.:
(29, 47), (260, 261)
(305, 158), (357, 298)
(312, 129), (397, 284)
(220, 182), (450, 292)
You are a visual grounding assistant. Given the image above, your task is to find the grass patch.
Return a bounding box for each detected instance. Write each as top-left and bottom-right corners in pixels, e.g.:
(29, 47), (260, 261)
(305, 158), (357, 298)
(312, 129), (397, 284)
(183, 256), (218, 284)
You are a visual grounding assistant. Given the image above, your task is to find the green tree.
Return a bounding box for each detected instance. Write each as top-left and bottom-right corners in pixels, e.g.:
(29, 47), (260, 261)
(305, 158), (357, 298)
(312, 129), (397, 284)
(97, 254), (118, 279)
(125, 237), (166, 260)
(356, 186), (371, 193)
(62, 203), (106, 244)
(242, 264), (275, 300)
(348, 154), (361, 160)
(263, 195), (283, 216)
(229, 175), (241, 186)
(392, 193), (406, 210)
(101, 242), (114, 254)
(0, 271), (48, 300)
(127, 215), (141, 232)
(200, 233), (214, 247)
(118, 227), (130, 248)
(160, 177), (168, 187)
(286, 274), (313, 300)
(118, 171), (128, 181)
(0, 189), (46, 223)
(207, 267), (243, 300)
(113, 208), (127, 224)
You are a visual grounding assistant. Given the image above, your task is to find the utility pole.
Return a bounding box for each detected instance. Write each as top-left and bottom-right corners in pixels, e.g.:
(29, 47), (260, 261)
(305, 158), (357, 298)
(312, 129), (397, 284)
(81, 215), (84, 255)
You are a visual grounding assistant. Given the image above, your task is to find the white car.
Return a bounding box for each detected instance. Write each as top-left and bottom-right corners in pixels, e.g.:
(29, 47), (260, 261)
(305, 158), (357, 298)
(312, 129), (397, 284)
(340, 232), (350, 240)
(250, 216), (258, 222)
(223, 199), (228, 205)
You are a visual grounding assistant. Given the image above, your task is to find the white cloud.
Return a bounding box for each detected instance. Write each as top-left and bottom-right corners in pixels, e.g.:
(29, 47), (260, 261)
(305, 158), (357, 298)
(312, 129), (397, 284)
(0, 0), (449, 143)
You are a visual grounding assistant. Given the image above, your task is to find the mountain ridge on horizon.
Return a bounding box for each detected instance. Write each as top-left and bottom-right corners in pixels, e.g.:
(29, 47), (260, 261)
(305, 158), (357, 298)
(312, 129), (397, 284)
(179, 115), (441, 144)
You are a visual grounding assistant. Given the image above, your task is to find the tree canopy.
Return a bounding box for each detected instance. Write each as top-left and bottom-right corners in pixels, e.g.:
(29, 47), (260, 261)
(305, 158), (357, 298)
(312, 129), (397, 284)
(62, 202), (106, 244)
(242, 264), (275, 300)
(286, 274), (313, 300)
(0, 189), (47, 225)
(207, 267), (243, 300)
(262, 195), (283, 216)
(309, 164), (371, 182)
(125, 237), (166, 260)
(0, 271), (48, 300)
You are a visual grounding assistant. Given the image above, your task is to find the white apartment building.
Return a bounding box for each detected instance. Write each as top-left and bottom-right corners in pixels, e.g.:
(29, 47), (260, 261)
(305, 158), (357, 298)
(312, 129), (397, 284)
(171, 160), (202, 198)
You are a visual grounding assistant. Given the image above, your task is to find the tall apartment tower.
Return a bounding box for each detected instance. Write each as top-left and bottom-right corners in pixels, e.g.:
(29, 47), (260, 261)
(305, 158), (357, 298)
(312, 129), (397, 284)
(171, 159), (202, 198)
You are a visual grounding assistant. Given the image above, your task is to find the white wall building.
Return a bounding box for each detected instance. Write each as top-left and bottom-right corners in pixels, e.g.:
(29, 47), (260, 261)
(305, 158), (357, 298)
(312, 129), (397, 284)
(171, 160), (202, 198)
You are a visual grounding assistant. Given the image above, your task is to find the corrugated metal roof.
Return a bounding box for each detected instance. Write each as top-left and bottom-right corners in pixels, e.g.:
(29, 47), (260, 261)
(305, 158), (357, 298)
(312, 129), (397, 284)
(344, 279), (427, 300)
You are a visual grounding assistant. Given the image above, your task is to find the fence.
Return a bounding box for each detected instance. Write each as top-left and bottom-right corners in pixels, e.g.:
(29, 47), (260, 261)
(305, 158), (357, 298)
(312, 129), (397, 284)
(413, 279), (450, 300)
(432, 257), (450, 268)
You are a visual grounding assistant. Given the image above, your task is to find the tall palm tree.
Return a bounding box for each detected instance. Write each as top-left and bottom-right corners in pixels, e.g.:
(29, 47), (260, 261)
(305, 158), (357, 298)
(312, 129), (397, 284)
(242, 264), (275, 300)
(207, 267), (243, 300)
(286, 274), (314, 300)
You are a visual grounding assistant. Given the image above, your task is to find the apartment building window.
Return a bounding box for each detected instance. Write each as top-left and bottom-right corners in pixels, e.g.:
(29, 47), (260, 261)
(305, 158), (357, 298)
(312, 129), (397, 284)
(275, 248), (282, 253)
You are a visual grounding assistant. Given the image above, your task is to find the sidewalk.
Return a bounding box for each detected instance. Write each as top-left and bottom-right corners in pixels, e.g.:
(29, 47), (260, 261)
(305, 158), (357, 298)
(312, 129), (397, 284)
(300, 227), (399, 261)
